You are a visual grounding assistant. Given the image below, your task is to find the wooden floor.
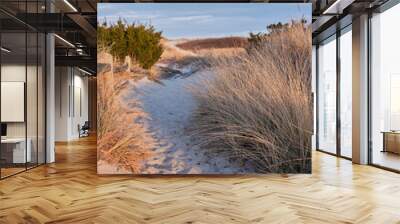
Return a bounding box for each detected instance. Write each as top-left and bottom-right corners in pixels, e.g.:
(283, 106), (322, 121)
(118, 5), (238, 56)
(1, 136), (400, 223)
(373, 150), (400, 171)
(1, 167), (26, 178)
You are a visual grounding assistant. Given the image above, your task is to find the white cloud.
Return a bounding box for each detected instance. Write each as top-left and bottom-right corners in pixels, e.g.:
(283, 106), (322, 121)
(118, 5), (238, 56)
(169, 15), (213, 22)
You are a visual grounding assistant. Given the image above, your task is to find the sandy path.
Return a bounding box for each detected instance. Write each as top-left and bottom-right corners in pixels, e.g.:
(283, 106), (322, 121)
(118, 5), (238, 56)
(122, 67), (247, 174)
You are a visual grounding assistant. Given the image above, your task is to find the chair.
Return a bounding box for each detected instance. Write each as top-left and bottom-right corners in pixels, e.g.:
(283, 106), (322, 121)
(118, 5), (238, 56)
(79, 121), (90, 138)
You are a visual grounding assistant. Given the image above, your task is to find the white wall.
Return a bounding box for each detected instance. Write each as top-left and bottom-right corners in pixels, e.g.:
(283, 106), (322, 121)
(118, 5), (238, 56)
(1, 65), (36, 138)
(1, 65), (26, 140)
(72, 73), (89, 138)
(55, 66), (70, 141)
(54, 67), (89, 141)
(1, 63), (46, 164)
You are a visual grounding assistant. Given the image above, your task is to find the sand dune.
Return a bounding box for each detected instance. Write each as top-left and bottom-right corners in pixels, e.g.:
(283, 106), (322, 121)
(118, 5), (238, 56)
(98, 40), (255, 174)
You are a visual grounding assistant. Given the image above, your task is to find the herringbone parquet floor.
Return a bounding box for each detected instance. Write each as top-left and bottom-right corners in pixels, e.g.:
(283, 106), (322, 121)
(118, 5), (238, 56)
(1, 136), (400, 224)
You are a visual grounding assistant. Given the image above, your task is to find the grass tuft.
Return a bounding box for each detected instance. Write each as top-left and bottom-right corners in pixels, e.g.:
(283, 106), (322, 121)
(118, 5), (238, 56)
(190, 22), (312, 173)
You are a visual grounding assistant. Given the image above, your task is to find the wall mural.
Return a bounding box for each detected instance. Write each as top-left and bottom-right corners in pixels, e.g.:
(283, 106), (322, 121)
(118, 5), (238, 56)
(97, 3), (313, 174)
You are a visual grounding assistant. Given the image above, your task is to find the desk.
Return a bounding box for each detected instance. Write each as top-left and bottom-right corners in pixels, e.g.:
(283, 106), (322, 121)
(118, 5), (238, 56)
(382, 131), (400, 154)
(1, 138), (31, 163)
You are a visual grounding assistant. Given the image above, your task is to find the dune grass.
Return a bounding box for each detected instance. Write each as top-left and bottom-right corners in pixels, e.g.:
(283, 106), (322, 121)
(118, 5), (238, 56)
(97, 53), (155, 173)
(190, 22), (312, 173)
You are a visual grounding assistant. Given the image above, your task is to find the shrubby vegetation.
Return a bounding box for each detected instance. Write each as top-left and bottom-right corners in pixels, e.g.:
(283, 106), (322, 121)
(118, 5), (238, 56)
(98, 19), (163, 69)
(248, 18), (308, 50)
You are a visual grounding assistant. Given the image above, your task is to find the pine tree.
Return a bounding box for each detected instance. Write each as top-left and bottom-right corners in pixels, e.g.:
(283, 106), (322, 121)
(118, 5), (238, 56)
(98, 20), (163, 69)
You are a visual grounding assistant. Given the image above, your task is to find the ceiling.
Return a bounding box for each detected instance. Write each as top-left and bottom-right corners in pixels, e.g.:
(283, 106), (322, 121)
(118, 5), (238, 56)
(0, 0), (395, 74)
(0, 0), (97, 74)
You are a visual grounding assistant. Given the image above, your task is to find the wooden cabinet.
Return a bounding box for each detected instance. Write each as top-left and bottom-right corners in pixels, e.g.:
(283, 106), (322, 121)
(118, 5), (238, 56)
(382, 132), (400, 154)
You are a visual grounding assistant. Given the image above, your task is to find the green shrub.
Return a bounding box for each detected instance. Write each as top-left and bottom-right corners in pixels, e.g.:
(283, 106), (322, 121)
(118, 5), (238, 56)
(110, 20), (128, 63)
(97, 21), (112, 50)
(98, 19), (163, 69)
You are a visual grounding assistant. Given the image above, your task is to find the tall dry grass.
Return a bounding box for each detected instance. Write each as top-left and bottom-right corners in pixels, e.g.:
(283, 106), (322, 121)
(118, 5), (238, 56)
(97, 52), (155, 173)
(191, 23), (312, 173)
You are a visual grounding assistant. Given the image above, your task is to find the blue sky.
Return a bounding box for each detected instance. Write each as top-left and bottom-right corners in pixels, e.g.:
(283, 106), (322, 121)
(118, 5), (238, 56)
(98, 3), (311, 39)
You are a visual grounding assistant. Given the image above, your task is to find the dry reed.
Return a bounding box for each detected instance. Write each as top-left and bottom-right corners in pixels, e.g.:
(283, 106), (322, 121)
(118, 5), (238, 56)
(190, 23), (312, 173)
(97, 52), (155, 173)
